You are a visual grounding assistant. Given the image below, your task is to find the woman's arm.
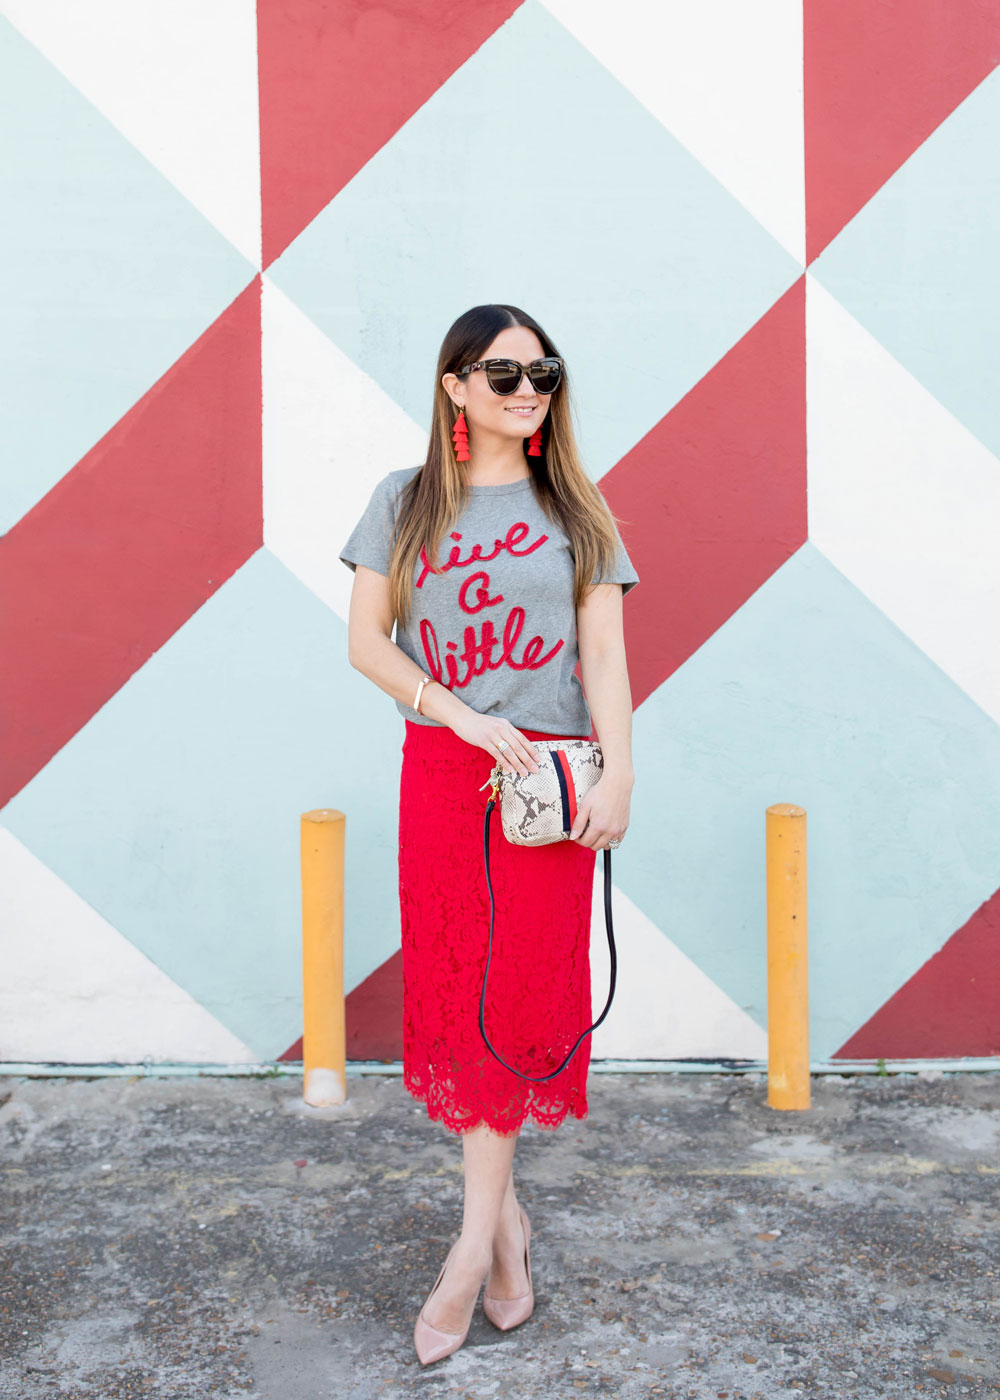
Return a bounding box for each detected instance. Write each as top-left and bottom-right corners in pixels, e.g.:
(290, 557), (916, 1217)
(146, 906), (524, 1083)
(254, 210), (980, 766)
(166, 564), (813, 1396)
(577, 582), (634, 783)
(347, 564), (470, 729)
(571, 582), (634, 848)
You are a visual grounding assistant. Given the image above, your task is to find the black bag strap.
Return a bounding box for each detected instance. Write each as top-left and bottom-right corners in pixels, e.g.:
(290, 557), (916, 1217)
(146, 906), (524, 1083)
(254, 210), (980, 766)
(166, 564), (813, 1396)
(479, 794), (618, 1082)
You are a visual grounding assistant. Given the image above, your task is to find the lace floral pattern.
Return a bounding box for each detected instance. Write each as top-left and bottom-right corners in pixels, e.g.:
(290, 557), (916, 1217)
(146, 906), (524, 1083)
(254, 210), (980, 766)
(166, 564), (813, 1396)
(398, 719), (597, 1137)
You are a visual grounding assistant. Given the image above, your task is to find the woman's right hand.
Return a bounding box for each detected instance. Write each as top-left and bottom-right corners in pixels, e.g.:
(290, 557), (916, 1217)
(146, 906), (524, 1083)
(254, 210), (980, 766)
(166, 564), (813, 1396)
(452, 711), (541, 778)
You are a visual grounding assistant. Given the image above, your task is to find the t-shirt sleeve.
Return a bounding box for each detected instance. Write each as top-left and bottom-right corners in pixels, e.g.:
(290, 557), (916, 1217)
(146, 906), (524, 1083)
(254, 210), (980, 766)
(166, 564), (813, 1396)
(339, 473), (399, 578)
(591, 518), (640, 596)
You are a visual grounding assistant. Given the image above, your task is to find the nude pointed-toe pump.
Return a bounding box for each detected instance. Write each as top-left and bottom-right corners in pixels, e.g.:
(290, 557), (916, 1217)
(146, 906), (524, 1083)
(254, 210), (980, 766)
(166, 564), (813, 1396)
(483, 1207), (533, 1331)
(414, 1242), (476, 1366)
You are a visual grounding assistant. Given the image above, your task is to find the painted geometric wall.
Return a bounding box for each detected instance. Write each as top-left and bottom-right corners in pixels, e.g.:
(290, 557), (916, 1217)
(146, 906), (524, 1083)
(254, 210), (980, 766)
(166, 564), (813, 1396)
(2, 1), (999, 1068)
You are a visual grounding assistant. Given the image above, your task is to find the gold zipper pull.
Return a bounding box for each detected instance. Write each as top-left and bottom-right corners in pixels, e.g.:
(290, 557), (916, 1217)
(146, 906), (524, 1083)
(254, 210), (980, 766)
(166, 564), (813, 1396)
(479, 761), (502, 802)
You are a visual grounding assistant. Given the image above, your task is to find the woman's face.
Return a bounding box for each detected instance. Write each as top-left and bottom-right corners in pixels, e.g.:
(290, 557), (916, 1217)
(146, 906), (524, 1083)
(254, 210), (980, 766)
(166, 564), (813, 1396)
(447, 326), (553, 445)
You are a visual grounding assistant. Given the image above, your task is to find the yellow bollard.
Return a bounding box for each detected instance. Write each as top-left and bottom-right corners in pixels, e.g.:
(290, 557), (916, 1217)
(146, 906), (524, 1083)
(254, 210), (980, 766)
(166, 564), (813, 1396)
(300, 808), (347, 1107)
(765, 803), (810, 1110)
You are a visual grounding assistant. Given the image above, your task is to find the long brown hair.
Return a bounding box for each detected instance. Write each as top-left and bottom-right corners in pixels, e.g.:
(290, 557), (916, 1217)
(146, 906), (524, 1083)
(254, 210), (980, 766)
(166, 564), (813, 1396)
(387, 304), (630, 629)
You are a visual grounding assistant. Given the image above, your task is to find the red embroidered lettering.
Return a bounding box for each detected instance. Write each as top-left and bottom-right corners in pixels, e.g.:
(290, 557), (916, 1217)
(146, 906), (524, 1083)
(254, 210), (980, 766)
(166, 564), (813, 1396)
(457, 570), (504, 615)
(419, 611), (563, 690)
(413, 519), (565, 694)
(415, 522), (548, 589)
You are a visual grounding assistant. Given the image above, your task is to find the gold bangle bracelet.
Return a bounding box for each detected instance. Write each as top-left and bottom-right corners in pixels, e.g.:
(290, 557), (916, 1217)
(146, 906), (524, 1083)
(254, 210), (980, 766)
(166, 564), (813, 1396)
(413, 674), (434, 713)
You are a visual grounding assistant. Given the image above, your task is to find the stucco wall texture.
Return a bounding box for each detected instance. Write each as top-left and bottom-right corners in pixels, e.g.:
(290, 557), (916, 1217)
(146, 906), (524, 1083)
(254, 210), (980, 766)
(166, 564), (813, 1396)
(1, 1), (998, 1068)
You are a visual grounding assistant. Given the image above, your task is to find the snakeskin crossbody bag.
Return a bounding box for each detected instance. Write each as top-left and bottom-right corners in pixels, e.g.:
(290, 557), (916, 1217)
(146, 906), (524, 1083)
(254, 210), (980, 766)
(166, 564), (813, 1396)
(477, 739), (618, 1082)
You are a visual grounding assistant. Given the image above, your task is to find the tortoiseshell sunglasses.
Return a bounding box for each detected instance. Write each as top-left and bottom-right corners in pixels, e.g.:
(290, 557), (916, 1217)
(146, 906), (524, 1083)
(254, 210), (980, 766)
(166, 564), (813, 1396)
(457, 356), (564, 396)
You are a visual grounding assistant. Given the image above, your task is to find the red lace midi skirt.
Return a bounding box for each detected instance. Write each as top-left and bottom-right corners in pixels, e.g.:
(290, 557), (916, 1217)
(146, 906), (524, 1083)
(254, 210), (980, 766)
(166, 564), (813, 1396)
(398, 719), (598, 1137)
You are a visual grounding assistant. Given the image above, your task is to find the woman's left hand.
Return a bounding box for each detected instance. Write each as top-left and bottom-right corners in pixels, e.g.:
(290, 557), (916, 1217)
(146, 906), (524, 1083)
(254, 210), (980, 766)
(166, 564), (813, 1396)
(569, 773), (633, 851)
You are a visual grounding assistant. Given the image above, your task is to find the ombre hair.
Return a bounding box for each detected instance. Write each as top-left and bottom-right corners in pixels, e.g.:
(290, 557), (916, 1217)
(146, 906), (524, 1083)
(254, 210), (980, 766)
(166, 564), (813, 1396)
(387, 303), (630, 629)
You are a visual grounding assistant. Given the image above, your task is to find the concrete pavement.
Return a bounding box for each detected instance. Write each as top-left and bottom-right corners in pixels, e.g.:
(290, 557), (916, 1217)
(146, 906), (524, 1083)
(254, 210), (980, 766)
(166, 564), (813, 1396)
(1, 1068), (998, 1399)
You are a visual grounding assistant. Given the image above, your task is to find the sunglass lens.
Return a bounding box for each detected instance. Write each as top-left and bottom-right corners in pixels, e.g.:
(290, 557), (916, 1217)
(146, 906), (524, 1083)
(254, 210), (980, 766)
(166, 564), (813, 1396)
(485, 361), (522, 394)
(528, 360), (562, 393)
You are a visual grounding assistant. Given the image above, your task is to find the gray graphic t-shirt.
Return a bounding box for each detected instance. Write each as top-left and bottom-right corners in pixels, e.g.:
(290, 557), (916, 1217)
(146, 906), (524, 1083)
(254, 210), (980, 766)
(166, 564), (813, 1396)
(339, 466), (639, 734)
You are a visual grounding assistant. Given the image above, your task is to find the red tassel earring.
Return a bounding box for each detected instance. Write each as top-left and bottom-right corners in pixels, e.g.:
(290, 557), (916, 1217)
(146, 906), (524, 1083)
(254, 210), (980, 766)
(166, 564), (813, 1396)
(452, 405), (470, 462)
(527, 422), (543, 457)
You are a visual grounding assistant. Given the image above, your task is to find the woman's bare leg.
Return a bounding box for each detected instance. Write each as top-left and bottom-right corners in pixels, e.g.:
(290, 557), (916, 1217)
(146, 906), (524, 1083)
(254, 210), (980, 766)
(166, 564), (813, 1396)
(486, 1164), (532, 1300)
(420, 1122), (518, 1333)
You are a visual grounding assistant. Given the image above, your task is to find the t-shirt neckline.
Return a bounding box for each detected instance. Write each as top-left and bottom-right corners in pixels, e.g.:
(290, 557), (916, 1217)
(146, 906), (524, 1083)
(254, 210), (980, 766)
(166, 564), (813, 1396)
(466, 476), (534, 494)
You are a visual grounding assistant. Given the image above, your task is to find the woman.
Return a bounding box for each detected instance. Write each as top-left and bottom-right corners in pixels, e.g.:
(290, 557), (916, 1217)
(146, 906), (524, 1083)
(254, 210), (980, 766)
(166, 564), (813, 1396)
(339, 303), (639, 1365)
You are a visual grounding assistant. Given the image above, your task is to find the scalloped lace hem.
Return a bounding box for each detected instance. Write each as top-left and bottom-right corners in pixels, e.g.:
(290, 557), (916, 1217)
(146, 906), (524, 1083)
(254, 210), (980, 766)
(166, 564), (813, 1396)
(403, 1066), (589, 1138)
